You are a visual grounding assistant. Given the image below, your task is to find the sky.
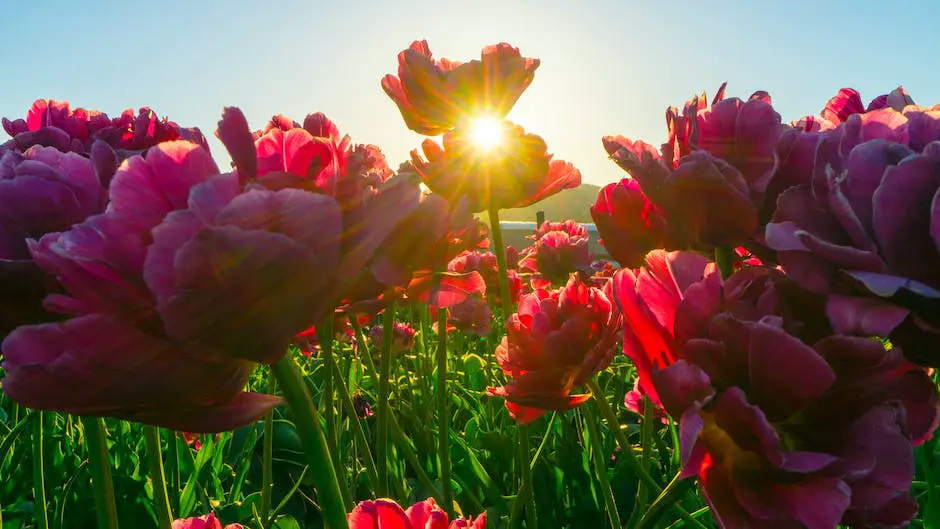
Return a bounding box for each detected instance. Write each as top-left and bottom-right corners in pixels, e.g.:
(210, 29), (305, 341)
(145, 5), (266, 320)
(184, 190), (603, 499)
(4, 0), (940, 187)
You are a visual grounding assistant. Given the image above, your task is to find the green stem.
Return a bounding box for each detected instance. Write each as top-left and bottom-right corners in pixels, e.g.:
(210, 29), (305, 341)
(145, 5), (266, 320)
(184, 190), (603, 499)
(260, 369), (277, 525)
(389, 413), (445, 504)
(350, 318), (379, 390)
(436, 308), (454, 516)
(318, 318), (344, 502)
(32, 412), (49, 529)
(489, 204), (537, 527)
(270, 356), (350, 529)
(143, 426), (173, 529)
(714, 246), (734, 280)
(586, 379), (707, 529)
(628, 395), (655, 527)
(166, 431), (181, 514)
(637, 471), (696, 529)
(516, 425), (538, 529)
(486, 206), (514, 321)
(326, 341), (379, 490)
(583, 407), (621, 529)
(509, 413), (557, 525)
(376, 303), (397, 497)
(82, 417), (119, 529)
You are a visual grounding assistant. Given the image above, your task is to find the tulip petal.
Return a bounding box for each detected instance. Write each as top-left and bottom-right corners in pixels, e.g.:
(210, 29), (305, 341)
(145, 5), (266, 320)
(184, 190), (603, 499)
(873, 150), (940, 288)
(109, 141), (219, 233)
(348, 499), (410, 529)
(158, 226), (329, 364)
(217, 107), (257, 180)
(747, 323), (835, 419)
(1, 314), (266, 432)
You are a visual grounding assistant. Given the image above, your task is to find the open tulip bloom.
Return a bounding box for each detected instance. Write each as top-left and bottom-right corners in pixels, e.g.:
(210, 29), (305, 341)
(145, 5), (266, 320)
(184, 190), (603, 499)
(4, 36), (940, 529)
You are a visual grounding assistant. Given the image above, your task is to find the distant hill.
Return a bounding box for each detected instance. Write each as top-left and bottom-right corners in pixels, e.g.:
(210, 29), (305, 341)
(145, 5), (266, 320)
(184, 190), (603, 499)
(494, 183), (602, 223)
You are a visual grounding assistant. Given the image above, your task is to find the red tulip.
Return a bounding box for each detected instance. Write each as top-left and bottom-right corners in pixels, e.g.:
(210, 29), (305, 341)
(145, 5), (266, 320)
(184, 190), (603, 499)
(172, 513), (242, 529)
(3, 99), (207, 160)
(487, 274), (621, 423)
(412, 120), (580, 212)
(348, 498), (486, 529)
(448, 250), (521, 306)
(383, 40), (539, 136)
(519, 220), (594, 285)
(590, 177), (673, 267)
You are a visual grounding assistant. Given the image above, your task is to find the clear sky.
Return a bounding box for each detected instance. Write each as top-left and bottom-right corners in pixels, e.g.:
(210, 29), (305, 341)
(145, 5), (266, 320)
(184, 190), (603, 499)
(4, 0), (940, 187)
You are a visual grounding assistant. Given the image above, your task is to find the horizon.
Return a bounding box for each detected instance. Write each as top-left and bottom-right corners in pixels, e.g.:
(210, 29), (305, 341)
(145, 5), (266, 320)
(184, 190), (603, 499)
(4, 0), (940, 186)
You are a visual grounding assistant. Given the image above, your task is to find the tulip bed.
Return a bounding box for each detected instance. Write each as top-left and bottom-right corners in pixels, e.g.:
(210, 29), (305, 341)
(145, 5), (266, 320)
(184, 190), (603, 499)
(1, 39), (940, 529)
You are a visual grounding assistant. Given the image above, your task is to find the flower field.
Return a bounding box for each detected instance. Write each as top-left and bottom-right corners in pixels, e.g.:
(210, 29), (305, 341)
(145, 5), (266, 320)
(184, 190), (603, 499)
(1, 39), (939, 529)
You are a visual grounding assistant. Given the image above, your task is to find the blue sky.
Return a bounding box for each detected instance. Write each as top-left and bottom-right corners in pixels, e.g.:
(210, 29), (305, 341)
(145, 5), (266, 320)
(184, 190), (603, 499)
(4, 0), (939, 186)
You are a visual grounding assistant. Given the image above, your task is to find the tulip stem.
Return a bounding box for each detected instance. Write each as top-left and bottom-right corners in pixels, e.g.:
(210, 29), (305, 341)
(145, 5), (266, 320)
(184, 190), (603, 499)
(636, 470), (696, 529)
(32, 411), (49, 529)
(486, 205), (515, 321)
(143, 425), (173, 529)
(586, 379), (708, 529)
(82, 416), (119, 529)
(271, 356), (350, 529)
(436, 308), (454, 516)
(376, 303), (397, 497)
(319, 317), (345, 504)
(582, 406), (621, 529)
(324, 332), (379, 491)
(488, 204), (537, 528)
(627, 395), (655, 527)
(260, 369), (277, 526)
(714, 246), (734, 279)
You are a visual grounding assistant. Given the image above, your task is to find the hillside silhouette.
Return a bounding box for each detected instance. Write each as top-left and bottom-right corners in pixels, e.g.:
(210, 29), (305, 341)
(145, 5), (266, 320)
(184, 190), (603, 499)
(497, 183), (601, 223)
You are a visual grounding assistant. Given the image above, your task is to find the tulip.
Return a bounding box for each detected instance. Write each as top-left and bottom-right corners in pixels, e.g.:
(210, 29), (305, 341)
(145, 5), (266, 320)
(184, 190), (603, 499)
(613, 250), (939, 527)
(590, 177), (673, 267)
(172, 513), (242, 529)
(519, 220), (594, 285)
(369, 322), (416, 352)
(412, 120), (580, 212)
(447, 250), (521, 306)
(0, 145), (109, 337)
(487, 274), (621, 423)
(3, 99), (206, 159)
(764, 95), (940, 365)
(3, 105), (418, 432)
(348, 497), (486, 529)
(382, 40), (539, 136)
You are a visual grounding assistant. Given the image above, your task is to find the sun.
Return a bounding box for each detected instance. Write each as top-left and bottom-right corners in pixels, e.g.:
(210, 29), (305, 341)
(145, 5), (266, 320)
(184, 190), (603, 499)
(469, 116), (504, 151)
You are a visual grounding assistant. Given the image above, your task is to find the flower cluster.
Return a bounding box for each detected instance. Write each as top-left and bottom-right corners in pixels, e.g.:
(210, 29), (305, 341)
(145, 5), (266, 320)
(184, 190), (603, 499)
(385, 40), (581, 212)
(349, 497), (486, 528)
(487, 274), (621, 423)
(596, 84), (940, 528)
(0, 107), (419, 432)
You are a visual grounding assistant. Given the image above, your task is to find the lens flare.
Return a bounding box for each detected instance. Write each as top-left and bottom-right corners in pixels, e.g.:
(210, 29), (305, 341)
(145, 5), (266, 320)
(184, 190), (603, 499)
(470, 117), (504, 151)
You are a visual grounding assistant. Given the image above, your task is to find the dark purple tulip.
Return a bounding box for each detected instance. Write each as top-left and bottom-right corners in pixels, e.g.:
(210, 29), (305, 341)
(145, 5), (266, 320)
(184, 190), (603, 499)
(3, 104), (420, 432)
(613, 255), (939, 528)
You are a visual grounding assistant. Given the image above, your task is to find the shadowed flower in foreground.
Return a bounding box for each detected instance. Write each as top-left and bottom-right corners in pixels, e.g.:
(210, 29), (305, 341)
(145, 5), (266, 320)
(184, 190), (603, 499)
(349, 497), (486, 528)
(412, 120), (580, 212)
(2, 107), (418, 432)
(0, 145), (109, 337)
(172, 513), (242, 529)
(614, 250), (939, 528)
(383, 40), (539, 136)
(488, 274), (621, 423)
(764, 87), (940, 365)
